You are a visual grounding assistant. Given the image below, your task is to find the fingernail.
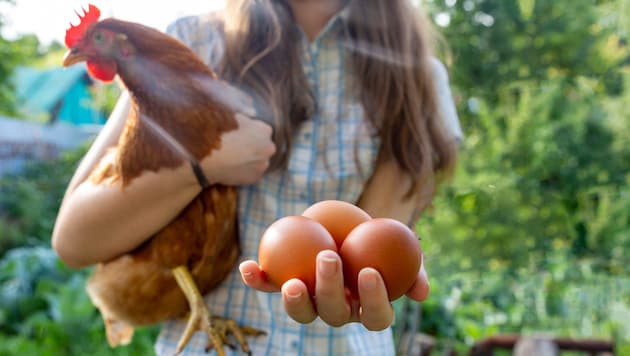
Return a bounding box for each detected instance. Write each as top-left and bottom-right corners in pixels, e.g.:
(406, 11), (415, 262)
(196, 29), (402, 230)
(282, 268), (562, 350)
(285, 289), (303, 301)
(318, 256), (337, 278)
(360, 269), (377, 290)
(238, 263), (254, 281)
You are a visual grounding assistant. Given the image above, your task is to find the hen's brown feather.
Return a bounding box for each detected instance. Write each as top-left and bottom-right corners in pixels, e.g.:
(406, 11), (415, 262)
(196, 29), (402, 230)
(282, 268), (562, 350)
(83, 18), (241, 328)
(87, 186), (238, 326)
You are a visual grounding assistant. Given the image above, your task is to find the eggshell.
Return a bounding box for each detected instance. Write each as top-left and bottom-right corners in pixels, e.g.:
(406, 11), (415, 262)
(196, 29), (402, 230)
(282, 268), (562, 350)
(339, 218), (422, 301)
(258, 216), (337, 295)
(302, 200), (372, 248)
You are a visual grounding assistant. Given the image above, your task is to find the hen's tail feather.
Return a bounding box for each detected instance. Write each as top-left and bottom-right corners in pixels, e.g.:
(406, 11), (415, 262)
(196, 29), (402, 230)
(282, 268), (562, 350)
(104, 317), (134, 347)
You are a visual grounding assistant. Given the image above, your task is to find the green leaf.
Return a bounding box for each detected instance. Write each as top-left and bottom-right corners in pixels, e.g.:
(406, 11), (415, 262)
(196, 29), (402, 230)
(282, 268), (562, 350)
(518, 0), (536, 19)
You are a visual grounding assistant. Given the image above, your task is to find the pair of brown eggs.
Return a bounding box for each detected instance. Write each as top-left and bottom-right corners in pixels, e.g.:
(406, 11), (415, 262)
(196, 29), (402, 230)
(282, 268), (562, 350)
(257, 200), (422, 301)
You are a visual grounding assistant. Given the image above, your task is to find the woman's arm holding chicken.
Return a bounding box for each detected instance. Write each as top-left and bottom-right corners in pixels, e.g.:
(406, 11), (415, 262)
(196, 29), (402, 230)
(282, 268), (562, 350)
(52, 93), (275, 269)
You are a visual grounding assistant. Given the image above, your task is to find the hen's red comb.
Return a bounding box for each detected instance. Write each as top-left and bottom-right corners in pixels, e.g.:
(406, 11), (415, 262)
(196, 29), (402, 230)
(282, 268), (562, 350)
(65, 4), (101, 48)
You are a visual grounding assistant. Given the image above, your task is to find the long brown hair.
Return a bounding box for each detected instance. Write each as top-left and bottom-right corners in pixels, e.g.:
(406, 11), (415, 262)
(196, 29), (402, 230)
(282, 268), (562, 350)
(219, 0), (457, 201)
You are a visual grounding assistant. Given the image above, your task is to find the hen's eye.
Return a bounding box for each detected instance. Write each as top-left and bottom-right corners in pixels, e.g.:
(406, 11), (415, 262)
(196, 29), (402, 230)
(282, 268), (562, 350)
(93, 32), (104, 42)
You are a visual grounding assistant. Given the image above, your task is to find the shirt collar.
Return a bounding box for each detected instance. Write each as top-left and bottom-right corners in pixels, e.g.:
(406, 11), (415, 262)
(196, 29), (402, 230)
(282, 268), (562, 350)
(299, 3), (350, 44)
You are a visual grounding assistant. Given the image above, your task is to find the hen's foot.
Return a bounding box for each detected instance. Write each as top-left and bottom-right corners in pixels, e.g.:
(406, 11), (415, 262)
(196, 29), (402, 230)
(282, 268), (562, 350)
(172, 266), (265, 355)
(176, 298), (265, 355)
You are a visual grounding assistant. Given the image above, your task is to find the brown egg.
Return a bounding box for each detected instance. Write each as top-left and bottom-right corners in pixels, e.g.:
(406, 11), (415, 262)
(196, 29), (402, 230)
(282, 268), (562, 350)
(339, 218), (422, 301)
(258, 216), (337, 295)
(302, 200), (372, 248)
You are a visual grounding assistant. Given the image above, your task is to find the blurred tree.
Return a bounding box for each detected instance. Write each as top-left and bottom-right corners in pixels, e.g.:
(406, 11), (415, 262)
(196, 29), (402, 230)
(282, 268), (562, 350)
(427, 0), (627, 102)
(416, 0), (630, 351)
(0, 0), (44, 117)
(0, 0), (18, 116)
(423, 0), (630, 274)
(0, 145), (88, 256)
(0, 1), (627, 354)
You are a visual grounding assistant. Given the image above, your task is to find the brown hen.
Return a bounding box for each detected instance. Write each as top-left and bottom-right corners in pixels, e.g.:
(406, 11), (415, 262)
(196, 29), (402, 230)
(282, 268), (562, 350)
(62, 5), (263, 355)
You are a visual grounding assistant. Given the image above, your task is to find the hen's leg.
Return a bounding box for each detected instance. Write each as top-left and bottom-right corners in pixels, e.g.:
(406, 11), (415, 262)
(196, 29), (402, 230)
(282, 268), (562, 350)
(171, 266), (264, 355)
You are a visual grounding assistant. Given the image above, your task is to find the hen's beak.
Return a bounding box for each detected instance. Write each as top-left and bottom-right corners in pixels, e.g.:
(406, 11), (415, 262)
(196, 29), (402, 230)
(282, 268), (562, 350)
(63, 48), (86, 67)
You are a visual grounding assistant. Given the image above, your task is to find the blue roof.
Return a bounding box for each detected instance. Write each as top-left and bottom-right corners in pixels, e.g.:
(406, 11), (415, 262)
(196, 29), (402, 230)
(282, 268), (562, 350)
(11, 64), (107, 125)
(12, 65), (88, 118)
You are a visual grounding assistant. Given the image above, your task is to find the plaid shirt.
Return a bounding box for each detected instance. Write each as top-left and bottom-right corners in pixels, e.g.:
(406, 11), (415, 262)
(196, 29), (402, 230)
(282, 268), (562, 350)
(156, 9), (461, 356)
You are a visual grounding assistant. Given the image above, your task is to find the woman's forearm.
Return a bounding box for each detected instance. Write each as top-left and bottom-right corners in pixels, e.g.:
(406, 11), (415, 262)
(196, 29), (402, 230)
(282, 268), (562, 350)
(357, 159), (422, 225)
(52, 162), (201, 268)
(52, 92), (201, 268)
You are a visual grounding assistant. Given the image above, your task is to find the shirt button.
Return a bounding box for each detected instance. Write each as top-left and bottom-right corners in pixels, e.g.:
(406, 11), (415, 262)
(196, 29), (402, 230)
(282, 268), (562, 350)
(303, 132), (312, 140)
(290, 339), (299, 349)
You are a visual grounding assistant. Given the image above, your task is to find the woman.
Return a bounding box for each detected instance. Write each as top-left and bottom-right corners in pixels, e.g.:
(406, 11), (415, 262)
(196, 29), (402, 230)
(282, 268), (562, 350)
(53, 0), (461, 354)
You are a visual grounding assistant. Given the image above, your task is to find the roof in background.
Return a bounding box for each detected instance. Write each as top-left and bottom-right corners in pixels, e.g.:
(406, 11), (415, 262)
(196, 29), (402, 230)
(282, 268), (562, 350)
(12, 65), (89, 117)
(0, 115), (100, 149)
(0, 115), (101, 176)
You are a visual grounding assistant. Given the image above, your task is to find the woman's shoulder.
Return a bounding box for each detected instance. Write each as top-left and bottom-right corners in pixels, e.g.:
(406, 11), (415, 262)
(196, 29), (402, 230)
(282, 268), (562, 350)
(428, 57), (464, 143)
(166, 11), (226, 68)
(167, 10), (224, 44)
(428, 57), (449, 82)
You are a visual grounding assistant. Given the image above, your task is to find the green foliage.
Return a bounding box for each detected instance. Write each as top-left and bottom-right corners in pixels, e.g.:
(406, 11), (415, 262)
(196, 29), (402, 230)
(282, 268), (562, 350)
(0, 0), (628, 354)
(0, 34), (19, 116)
(420, 263), (630, 354)
(0, 1), (77, 117)
(424, 76), (630, 273)
(0, 246), (158, 356)
(0, 0), (14, 114)
(427, 0), (628, 101)
(0, 145), (88, 256)
(89, 83), (123, 120)
(30, 41), (65, 68)
(0, 1), (44, 116)
(0, 143), (161, 355)
(416, 0), (630, 352)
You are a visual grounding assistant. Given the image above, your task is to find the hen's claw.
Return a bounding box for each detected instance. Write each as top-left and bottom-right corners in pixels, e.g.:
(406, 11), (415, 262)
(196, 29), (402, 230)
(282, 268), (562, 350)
(201, 317), (265, 355)
(172, 266), (265, 355)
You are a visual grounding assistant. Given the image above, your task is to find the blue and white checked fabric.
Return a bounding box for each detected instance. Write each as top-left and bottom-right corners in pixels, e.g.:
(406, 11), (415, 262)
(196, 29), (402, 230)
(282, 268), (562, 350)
(155, 9), (461, 356)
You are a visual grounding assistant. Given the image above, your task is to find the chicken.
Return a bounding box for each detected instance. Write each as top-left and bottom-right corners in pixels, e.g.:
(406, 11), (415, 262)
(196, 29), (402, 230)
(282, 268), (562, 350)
(61, 5), (264, 355)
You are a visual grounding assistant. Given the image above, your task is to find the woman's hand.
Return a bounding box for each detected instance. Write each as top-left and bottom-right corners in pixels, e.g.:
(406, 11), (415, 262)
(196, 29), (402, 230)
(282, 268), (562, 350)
(239, 250), (429, 330)
(200, 113), (276, 186)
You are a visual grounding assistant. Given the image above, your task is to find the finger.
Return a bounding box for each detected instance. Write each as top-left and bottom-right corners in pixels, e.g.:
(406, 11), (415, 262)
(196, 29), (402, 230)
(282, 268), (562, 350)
(357, 268), (394, 331)
(239, 260), (279, 292)
(254, 120), (275, 147)
(405, 261), (430, 301)
(282, 279), (317, 324)
(314, 250), (351, 327)
(259, 133), (276, 158)
(234, 114), (276, 156)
